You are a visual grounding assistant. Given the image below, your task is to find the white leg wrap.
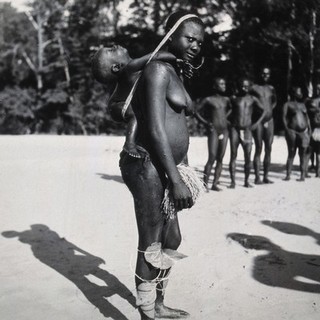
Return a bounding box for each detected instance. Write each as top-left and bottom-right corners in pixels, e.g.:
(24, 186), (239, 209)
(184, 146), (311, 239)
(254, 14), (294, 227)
(136, 282), (157, 319)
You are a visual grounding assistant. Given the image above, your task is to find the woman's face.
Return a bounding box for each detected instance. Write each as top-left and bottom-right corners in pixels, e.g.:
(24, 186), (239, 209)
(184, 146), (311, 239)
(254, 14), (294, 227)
(169, 21), (204, 62)
(293, 87), (303, 100)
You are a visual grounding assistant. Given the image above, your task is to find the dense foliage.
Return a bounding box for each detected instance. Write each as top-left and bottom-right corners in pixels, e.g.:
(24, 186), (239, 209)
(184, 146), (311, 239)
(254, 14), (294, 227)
(0, 0), (319, 134)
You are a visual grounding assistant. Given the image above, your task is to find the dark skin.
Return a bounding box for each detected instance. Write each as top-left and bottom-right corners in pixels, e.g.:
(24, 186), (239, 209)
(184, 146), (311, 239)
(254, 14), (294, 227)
(282, 87), (311, 181)
(94, 46), (178, 158)
(306, 83), (320, 177)
(195, 78), (231, 191)
(251, 68), (277, 184)
(121, 20), (204, 320)
(229, 79), (266, 188)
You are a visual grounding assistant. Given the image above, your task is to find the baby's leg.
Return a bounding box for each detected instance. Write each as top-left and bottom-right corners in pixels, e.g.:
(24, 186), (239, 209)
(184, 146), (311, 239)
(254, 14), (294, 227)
(123, 106), (141, 158)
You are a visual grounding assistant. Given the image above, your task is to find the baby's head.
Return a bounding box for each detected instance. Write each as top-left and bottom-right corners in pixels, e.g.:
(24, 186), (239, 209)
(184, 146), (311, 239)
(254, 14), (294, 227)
(91, 45), (131, 84)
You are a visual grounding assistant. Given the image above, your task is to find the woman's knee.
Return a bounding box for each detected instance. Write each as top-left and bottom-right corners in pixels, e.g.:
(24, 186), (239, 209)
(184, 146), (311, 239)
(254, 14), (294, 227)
(136, 211), (164, 247)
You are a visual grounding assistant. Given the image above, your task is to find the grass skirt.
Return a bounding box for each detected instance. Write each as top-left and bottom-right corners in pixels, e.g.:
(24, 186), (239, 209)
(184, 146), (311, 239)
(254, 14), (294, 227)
(161, 164), (204, 219)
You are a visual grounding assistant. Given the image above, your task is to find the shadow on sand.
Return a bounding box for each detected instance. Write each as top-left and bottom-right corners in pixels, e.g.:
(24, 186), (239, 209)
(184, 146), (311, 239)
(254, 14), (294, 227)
(197, 160), (302, 188)
(262, 220), (320, 247)
(2, 224), (136, 319)
(227, 223), (320, 293)
(96, 173), (124, 184)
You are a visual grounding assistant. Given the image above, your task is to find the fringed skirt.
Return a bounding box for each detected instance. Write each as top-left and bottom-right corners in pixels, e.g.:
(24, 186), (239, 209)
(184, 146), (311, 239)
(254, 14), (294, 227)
(161, 163), (205, 219)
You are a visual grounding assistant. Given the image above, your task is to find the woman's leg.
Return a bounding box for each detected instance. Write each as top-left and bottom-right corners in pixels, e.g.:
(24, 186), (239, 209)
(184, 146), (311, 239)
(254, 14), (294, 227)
(154, 216), (189, 318)
(121, 157), (165, 319)
(121, 157), (188, 319)
(297, 131), (311, 181)
(284, 131), (297, 181)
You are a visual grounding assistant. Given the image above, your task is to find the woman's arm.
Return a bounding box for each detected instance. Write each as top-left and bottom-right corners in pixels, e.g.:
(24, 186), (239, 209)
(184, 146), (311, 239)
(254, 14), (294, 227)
(271, 86), (277, 110)
(143, 62), (182, 184)
(282, 102), (290, 132)
(143, 62), (193, 210)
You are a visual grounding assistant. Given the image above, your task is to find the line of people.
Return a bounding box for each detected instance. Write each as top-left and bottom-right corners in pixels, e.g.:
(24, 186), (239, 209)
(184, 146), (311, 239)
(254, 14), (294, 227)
(195, 68), (320, 192)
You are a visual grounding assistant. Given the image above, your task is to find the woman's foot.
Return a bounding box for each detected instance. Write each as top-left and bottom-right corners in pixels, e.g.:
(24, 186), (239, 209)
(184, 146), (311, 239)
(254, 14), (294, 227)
(155, 303), (190, 319)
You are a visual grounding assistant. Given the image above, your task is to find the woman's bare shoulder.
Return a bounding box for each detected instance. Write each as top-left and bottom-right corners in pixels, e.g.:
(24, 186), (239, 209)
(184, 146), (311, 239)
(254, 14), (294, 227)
(143, 61), (174, 78)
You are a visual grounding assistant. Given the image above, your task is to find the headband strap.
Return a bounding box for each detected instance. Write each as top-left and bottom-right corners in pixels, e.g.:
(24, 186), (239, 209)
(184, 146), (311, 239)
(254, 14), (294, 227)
(121, 14), (199, 119)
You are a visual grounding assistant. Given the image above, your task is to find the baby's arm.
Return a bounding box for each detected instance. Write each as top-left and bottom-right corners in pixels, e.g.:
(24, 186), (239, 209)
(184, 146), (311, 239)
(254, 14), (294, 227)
(126, 51), (177, 73)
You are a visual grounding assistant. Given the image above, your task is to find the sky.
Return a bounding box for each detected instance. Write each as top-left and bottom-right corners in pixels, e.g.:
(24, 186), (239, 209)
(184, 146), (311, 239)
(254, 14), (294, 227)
(1, 0), (232, 32)
(0, 0), (30, 11)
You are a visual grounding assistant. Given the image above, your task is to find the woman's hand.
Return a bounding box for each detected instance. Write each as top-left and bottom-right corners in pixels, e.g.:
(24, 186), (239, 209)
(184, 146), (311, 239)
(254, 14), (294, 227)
(172, 181), (194, 211)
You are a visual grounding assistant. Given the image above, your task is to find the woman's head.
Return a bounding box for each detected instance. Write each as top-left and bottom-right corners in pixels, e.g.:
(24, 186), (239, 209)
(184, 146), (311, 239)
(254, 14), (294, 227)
(91, 45), (131, 84)
(165, 11), (204, 62)
(290, 86), (304, 101)
(165, 11), (204, 33)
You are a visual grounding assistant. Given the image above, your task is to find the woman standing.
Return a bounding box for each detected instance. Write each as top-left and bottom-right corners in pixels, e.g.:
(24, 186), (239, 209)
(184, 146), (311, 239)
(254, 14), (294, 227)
(120, 11), (205, 320)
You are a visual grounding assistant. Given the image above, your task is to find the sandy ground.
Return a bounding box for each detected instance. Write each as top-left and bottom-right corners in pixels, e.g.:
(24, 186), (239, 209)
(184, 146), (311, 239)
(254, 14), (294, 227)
(0, 135), (319, 320)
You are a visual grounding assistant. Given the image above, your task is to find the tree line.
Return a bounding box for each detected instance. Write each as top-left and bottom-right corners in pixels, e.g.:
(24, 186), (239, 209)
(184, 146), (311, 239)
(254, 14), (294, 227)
(0, 0), (319, 135)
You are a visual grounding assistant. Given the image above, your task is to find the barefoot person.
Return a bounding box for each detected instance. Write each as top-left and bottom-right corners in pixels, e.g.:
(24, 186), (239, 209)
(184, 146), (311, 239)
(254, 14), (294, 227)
(195, 77), (231, 191)
(251, 67), (277, 184)
(119, 11), (205, 320)
(92, 46), (179, 157)
(306, 83), (320, 177)
(283, 86), (311, 181)
(229, 78), (266, 188)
